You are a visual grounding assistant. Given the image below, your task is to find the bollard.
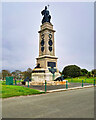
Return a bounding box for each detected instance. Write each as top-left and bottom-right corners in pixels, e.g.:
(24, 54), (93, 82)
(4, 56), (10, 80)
(28, 80), (29, 88)
(82, 80), (83, 87)
(66, 81), (68, 89)
(94, 79), (95, 86)
(45, 80), (47, 93)
(15, 79), (16, 85)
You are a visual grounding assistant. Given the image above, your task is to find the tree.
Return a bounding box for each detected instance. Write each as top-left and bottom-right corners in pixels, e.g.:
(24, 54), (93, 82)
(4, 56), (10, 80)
(87, 72), (91, 78)
(62, 65), (81, 78)
(12, 70), (21, 79)
(91, 69), (96, 77)
(81, 69), (88, 76)
(22, 71), (31, 79)
(26, 68), (32, 79)
(27, 68), (32, 73)
(0, 72), (2, 79)
(2, 70), (11, 80)
(22, 68), (32, 79)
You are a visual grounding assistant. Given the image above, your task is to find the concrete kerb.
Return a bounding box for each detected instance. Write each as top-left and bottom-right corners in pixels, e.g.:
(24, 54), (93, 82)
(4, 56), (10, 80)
(46, 85), (95, 93)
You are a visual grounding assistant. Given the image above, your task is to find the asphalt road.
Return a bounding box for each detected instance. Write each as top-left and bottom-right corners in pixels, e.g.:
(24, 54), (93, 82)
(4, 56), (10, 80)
(2, 87), (94, 118)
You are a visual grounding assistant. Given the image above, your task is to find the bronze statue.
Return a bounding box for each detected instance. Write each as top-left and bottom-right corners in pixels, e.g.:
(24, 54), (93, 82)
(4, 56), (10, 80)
(41, 6), (51, 24)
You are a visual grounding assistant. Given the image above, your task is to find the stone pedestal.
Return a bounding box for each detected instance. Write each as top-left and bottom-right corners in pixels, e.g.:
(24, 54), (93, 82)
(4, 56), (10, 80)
(32, 68), (60, 82)
(32, 22), (60, 81)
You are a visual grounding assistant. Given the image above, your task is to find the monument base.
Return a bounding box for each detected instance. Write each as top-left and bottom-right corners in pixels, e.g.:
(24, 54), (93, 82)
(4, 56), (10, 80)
(32, 68), (60, 82)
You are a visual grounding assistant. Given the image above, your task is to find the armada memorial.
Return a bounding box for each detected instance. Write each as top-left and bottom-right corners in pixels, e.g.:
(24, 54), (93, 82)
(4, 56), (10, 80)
(32, 6), (60, 81)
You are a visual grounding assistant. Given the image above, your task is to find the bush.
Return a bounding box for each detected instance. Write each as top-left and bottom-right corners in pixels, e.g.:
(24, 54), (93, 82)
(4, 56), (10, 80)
(87, 72), (91, 78)
(92, 69), (96, 77)
(62, 65), (81, 78)
(81, 69), (88, 76)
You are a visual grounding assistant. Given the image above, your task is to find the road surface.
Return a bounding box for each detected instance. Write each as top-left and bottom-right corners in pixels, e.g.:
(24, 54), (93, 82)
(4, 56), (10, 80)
(2, 87), (94, 118)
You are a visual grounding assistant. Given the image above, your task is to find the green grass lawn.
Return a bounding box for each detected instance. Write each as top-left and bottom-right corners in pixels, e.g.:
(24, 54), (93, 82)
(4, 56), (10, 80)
(0, 85), (44, 98)
(65, 76), (96, 84)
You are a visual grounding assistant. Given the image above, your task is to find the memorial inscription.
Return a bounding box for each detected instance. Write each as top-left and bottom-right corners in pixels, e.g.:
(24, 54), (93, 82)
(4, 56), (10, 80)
(48, 62), (56, 68)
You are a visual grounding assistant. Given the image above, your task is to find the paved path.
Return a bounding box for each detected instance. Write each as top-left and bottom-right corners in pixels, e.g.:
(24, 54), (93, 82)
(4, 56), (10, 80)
(2, 87), (94, 118)
(18, 82), (92, 91)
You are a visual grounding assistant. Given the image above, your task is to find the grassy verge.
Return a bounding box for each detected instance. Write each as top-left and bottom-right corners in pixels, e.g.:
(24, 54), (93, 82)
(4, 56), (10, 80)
(0, 85), (44, 98)
(65, 76), (96, 84)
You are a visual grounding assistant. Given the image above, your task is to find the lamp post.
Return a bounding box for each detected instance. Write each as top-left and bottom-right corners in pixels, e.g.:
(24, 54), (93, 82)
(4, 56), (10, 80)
(82, 80), (83, 87)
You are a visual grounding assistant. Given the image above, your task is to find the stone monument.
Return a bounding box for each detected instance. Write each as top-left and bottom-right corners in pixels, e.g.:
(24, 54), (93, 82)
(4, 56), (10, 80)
(32, 6), (60, 81)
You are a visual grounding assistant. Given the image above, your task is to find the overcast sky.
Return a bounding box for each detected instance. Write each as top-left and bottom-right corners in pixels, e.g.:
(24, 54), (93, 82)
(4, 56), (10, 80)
(2, 2), (94, 72)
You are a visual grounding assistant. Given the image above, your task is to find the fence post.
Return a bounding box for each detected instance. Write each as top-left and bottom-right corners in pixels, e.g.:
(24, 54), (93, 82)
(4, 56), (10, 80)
(82, 80), (83, 87)
(28, 80), (29, 88)
(45, 80), (47, 93)
(66, 81), (68, 89)
(94, 79), (95, 86)
(15, 79), (17, 85)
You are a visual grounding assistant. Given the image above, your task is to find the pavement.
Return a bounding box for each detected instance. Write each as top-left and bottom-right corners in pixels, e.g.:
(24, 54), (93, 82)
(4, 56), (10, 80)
(47, 84), (94, 93)
(2, 87), (94, 118)
(17, 82), (93, 91)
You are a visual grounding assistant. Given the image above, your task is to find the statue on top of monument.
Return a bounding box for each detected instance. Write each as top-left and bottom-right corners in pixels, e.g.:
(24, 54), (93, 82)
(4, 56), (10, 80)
(41, 6), (51, 24)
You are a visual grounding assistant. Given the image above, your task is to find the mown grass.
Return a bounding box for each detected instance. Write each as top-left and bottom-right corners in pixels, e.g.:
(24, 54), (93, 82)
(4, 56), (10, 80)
(0, 85), (44, 98)
(65, 76), (96, 84)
